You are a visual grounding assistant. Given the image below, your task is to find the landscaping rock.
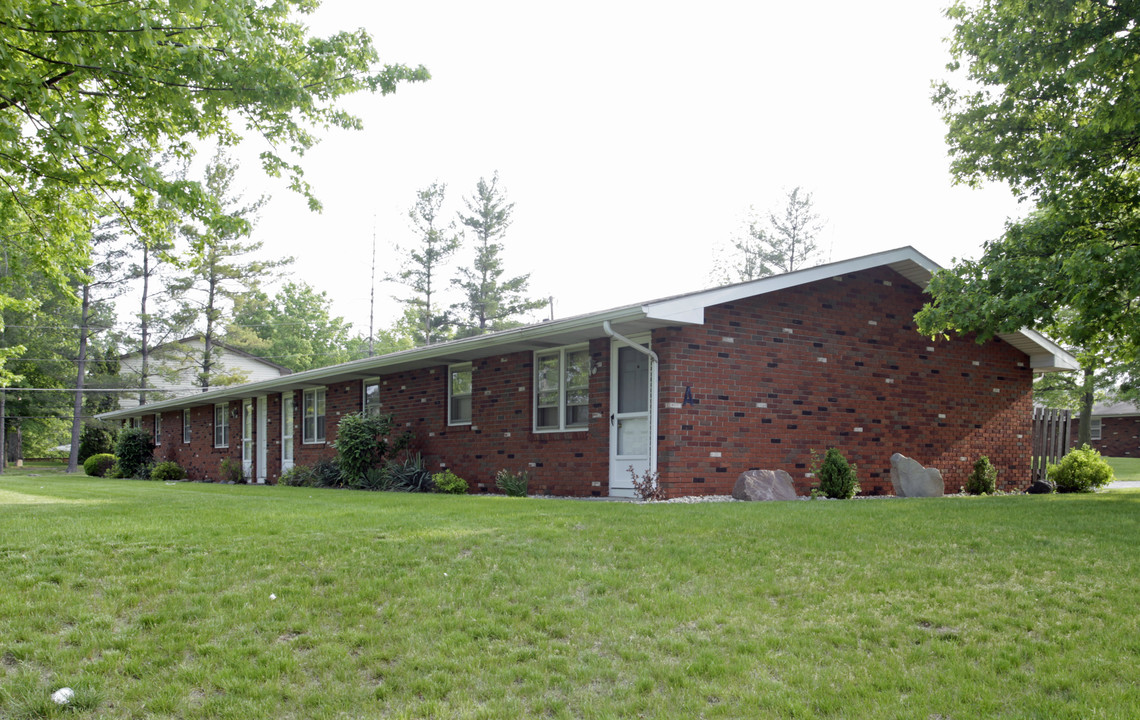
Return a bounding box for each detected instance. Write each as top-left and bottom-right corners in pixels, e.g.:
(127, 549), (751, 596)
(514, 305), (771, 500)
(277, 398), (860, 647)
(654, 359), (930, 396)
(889, 453), (945, 497)
(732, 469), (798, 501)
(1027, 479), (1055, 494)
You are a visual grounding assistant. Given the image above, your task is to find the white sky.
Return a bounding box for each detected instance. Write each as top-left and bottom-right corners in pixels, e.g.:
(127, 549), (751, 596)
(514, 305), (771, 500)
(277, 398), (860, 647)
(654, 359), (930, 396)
(228, 0), (1024, 336)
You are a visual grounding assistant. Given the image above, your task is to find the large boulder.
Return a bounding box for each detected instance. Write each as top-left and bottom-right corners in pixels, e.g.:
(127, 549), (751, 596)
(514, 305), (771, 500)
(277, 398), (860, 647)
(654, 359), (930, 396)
(732, 469), (798, 501)
(1027, 478), (1055, 494)
(889, 453), (945, 498)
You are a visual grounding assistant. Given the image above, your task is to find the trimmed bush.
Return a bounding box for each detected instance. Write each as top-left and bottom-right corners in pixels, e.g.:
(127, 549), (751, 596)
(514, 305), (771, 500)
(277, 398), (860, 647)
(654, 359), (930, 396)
(114, 427), (155, 479)
(77, 423), (117, 464)
(333, 411), (395, 484)
(432, 469), (468, 495)
(812, 448), (860, 499)
(150, 461), (187, 481)
(965, 456), (998, 495)
(495, 469), (529, 497)
(83, 453), (116, 478)
(1049, 445), (1114, 493)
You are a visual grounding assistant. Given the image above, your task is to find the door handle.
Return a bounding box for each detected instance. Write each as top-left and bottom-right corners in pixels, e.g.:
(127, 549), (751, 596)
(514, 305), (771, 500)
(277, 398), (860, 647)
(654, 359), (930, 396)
(610, 413), (615, 427)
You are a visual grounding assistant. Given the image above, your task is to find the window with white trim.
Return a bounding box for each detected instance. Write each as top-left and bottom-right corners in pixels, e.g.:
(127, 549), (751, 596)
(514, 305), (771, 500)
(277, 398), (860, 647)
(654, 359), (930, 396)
(154, 413), (162, 445)
(303, 388), (326, 443)
(183, 408), (191, 443)
(534, 346), (590, 431)
(214, 404), (229, 448)
(448, 364), (472, 426)
(363, 378), (381, 416)
(1091, 417), (1102, 441)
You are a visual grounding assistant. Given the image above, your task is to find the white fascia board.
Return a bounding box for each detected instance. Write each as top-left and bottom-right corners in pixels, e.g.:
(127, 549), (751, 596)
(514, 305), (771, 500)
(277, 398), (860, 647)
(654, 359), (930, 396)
(642, 246), (938, 321)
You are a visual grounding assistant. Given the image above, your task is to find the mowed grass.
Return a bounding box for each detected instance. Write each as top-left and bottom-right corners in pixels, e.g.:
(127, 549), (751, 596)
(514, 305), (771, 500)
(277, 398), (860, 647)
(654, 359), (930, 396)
(1, 475), (1139, 719)
(1106, 456), (1140, 483)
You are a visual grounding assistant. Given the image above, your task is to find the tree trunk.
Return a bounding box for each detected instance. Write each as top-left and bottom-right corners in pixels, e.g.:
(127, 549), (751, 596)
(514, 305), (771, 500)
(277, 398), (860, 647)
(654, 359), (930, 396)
(1077, 367), (1095, 446)
(66, 281), (91, 473)
(0, 391), (6, 474)
(139, 244), (150, 406)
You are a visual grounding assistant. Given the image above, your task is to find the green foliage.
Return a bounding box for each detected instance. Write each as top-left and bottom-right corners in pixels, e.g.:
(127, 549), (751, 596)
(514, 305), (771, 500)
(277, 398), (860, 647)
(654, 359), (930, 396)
(82, 453), (116, 478)
(115, 427), (155, 479)
(332, 411), (395, 483)
(965, 456), (998, 496)
(495, 469), (529, 497)
(219, 457), (245, 484)
(810, 448), (860, 499)
(432, 469), (469, 495)
(351, 466), (393, 492)
(392, 182), (462, 345)
(385, 453), (434, 492)
(77, 422), (118, 464)
(279, 465), (317, 487)
(150, 461), (187, 482)
(1048, 445), (1115, 494)
(452, 173), (546, 336)
(311, 459), (344, 489)
(715, 187), (824, 283)
(227, 282), (354, 371)
(919, 1), (1140, 367)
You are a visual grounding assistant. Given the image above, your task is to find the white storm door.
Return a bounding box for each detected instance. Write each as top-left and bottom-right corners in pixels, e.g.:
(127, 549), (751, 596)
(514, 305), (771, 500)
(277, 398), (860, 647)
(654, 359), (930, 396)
(609, 337), (654, 498)
(255, 395), (267, 484)
(281, 392), (295, 473)
(242, 398), (253, 480)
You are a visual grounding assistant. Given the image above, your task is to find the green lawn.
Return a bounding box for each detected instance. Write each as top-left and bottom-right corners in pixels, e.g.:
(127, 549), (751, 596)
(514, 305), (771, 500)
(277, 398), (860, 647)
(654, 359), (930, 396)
(1106, 456), (1140, 483)
(1, 475), (1139, 719)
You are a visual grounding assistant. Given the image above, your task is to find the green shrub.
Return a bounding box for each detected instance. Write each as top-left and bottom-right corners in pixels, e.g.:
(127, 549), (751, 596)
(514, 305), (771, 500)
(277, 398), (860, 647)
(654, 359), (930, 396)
(83, 453), (116, 478)
(77, 423), (117, 464)
(280, 465), (317, 487)
(351, 466), (392, 491)
(150, 461), (187, 481)
(432, 469), (468, 495)
(495, 469), (529, 497)
(333, 411), (396, 484)
(1048, 445), (1114, 493)
(311, 458), (343, 488)
(114, 427), (155, 479)
(386, 453), (433, 492)
(811, 448), (860, 499)
(219, 457), (245, 484)
(965, 455), (998, 495)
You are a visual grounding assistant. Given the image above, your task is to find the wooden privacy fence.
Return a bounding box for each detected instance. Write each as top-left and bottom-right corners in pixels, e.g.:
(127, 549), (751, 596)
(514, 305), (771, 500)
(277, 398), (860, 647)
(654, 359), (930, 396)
(1032, 407), (1072, 481)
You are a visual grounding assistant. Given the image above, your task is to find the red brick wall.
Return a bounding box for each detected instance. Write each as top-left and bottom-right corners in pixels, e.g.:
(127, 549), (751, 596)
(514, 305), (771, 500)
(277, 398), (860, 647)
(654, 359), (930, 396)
(654, 267), (1034, 495)
(1069, 416), (1140, 457)
(136, 267), (1035, 496)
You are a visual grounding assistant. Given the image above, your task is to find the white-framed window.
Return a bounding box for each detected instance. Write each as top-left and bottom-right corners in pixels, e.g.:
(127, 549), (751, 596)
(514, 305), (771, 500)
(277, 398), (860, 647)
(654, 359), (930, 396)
(534, 345), (590, 432)
(154, 413), (162, 446)
(363, 378), (381, 416)
(214, 403), (229, 448)
(448, 364), (472, 426)
(282, 392), (295, 472)
(303, 388), (326, 444)
(1091, 417), (1102, 441)
(183, 408), (191, 444)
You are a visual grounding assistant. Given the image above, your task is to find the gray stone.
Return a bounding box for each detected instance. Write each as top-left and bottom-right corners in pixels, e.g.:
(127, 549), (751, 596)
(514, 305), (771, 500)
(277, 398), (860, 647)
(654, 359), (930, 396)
(889, 453), (945, 498)
(1027, 479), (1055, 494)
(732, 469), (798, 501)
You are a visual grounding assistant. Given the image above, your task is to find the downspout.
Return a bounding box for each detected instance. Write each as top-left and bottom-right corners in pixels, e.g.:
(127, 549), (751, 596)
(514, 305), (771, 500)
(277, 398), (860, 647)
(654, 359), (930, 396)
(602, 320), (660, 486)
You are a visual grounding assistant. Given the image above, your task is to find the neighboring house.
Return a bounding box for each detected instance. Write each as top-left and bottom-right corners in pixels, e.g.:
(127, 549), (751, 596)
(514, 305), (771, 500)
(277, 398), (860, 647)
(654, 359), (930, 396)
(118, 334), (292, 410)
(98, 247), (1078, 496)
(1070, 401), (1140, 456)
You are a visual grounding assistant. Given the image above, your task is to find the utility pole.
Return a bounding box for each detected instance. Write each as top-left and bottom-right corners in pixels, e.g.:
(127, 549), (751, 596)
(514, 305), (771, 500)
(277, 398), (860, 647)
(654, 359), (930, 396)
(369, 219), (377, 357)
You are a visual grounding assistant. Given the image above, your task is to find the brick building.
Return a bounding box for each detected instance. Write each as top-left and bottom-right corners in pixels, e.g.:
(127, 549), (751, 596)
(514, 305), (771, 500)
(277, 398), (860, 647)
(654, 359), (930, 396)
(98, 247), (1077, 496)
(1070, 401), (1140, 457)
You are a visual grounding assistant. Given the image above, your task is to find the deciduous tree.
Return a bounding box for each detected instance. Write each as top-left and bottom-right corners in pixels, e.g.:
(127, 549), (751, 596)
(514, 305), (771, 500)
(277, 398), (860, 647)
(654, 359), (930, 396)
(714, 187), (824, 283)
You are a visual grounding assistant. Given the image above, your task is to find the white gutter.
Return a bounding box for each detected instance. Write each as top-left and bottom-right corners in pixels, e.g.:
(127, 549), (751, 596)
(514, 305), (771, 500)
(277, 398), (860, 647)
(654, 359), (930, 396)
(602, 320), (659, 364)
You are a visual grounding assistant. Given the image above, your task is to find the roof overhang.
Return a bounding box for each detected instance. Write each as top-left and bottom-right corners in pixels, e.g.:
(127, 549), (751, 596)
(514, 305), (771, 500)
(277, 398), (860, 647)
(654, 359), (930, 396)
(98, 246), (1079, 420)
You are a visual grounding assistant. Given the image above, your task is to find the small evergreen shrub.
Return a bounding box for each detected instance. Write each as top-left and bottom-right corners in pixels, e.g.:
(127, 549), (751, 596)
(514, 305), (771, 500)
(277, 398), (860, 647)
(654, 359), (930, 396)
(219, 457), (245, 484)
(77, 423), (117, 464)
(432, 469), (469, 494)
(495, 469), (529, 497)
(811, 448), (860, 499)
(965, 455), (998, 495)
(1048, 445), (1114, 493)
(150, 461), (187, 481)
(280, 465), (317, 487)
(386, 453), (433, 492)
(83, 453), (116, 478)
(114, 427), (155, 479)
(333, 411), (396, 484)
(352, 466), (392, 491)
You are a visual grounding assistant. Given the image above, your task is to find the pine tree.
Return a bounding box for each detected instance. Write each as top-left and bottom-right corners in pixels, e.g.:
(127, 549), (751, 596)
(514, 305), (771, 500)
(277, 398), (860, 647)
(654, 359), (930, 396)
(391, 182), (461, 346)
(715, 187), (824, 283)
